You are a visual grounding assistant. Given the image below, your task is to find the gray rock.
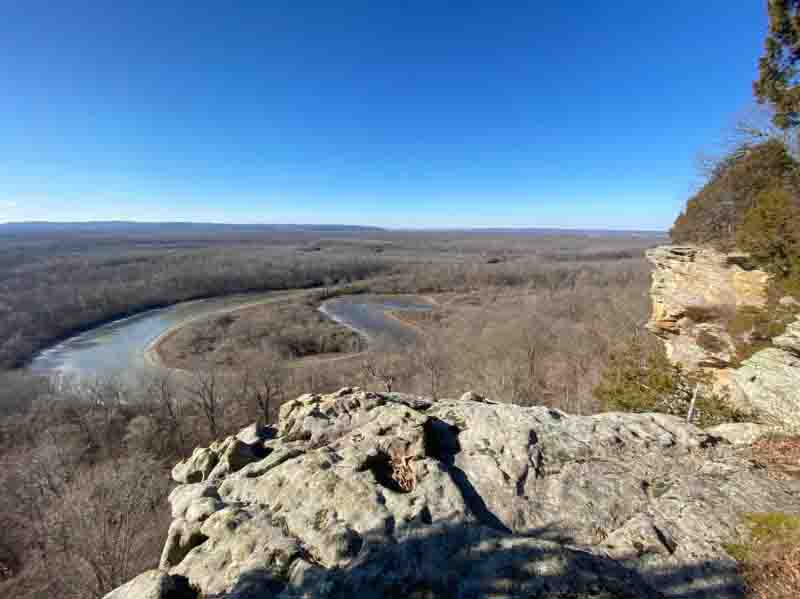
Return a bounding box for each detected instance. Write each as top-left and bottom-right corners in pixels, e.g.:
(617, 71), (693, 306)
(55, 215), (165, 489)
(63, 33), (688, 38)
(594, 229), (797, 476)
(235, 422), (275, 445)
(774, 316), (800, 356)
(172, 435), (264, 484)
(707, 422), (774, 446)
(108, 390), (800, 599)
(168, 482), (220, 519)
(102, 570), (194, 599)
(733, 345), (800, 427)
(172, 447), (218, 484)
(459, 390), (492, 403)
(160, 518), (208, 570)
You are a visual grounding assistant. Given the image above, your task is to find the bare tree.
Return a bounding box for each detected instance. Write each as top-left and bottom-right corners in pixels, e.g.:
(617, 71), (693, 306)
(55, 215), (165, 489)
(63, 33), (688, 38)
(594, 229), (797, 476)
(252, 355), (288, 425)
(362, 358), (396, 392)
(155, 372), (185, 452)
(187, 368), (224, 439)
(362, 351), (413, 393)
(44, 457), (171, 597)
(417, 335), (447, 400)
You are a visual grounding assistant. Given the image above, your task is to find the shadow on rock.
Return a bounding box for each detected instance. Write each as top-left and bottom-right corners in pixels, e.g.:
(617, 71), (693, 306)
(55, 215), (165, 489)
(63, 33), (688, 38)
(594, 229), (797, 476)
(216, 519), (742, 599)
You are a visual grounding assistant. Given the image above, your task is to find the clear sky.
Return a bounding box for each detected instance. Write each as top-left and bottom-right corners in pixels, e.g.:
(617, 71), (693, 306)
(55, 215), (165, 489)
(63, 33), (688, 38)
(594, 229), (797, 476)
(0, 1), (767, 229)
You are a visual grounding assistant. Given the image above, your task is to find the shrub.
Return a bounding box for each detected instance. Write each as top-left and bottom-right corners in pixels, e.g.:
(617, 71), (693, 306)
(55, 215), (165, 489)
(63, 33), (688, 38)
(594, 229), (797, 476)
(594, 335), (745, 427)
(727, 301), (799, 362)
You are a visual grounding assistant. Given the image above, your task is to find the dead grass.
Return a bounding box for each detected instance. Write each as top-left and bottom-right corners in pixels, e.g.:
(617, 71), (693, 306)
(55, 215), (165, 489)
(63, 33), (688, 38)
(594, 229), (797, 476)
(740, 545), (800, 599)
(726, 513), (800, 599)
(750, 436), (800, 480)
(726, 441), (800, 598)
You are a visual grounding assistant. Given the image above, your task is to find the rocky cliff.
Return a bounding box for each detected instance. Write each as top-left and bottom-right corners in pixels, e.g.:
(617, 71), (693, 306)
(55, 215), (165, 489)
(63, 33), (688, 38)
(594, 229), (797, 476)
(647, 245), (800, 428)
(105, 388), (800, 599)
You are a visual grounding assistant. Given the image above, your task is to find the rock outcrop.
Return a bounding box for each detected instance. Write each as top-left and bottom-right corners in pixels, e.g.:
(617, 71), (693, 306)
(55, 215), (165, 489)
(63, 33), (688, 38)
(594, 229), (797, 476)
(105, 388), (800, 599)
(647, 245), (770, 369)
(647, 245), (800, 427)
(733, 316), (800, 426)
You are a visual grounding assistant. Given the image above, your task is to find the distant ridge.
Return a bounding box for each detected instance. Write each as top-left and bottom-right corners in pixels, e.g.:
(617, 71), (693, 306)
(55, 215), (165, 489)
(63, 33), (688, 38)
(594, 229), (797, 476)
(0, 222), (667, 238)
(0, 221), (385, 234)
(419, 227), (667, 236)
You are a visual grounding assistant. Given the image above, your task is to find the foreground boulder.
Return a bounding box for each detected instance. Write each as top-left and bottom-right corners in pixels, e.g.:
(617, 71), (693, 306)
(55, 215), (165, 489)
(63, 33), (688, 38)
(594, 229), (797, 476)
(106, 389), (800, 599)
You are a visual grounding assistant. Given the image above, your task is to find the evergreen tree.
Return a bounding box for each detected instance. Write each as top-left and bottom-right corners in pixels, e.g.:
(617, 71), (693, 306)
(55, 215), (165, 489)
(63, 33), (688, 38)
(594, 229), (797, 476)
(593, 335), (743, 427)
(755, 0), (800, 129)
(737, 186), (800, 286)
(669, 140), (799, 248)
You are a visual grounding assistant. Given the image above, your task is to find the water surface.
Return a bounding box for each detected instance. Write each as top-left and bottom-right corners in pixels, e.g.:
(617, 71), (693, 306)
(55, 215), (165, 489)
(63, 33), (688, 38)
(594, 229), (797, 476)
(28, 293), (432, 385)
(319, 296), (432, 351)
(28, 293), (276, 383)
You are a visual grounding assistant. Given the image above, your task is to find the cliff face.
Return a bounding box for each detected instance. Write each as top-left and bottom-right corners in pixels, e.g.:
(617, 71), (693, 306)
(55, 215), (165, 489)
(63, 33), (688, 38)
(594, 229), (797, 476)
(646, 245), (800, 427)
(105, 388), (800, 599)
(647, 246), (770, 369)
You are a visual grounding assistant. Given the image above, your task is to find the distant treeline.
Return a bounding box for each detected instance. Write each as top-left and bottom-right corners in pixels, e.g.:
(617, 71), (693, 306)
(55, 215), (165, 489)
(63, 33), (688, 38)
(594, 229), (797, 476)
(0, 221), (384, 235)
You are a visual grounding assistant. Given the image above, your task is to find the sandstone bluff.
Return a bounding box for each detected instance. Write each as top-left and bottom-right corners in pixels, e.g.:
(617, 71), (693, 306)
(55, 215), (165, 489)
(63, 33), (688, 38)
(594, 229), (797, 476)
(105, 387), (800, 599)
(647, 245), (800, 428)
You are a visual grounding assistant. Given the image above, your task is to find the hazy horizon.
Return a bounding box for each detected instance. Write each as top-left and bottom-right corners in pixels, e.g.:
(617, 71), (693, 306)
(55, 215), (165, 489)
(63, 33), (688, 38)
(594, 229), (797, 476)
(0, 219), (669, 233)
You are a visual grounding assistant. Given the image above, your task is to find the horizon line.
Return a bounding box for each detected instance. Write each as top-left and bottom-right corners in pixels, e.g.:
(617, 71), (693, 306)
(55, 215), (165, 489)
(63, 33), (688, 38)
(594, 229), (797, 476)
(0, 220), (669, 233)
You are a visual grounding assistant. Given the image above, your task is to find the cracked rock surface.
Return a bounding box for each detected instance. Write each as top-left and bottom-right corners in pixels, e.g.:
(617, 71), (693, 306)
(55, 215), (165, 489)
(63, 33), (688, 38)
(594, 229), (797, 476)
(105, 389), (800, 599)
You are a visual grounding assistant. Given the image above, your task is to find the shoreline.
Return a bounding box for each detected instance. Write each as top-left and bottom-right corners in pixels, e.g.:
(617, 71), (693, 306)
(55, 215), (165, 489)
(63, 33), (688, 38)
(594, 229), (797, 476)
(143, 291), (306, 369)
(25, 289), (307, 371)
(149, 292), (438, 371)
(31, 286), (440, 378)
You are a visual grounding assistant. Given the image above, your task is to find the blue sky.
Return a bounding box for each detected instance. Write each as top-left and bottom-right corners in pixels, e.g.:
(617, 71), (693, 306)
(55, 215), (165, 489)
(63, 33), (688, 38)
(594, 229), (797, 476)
(0, 2), (766, 229)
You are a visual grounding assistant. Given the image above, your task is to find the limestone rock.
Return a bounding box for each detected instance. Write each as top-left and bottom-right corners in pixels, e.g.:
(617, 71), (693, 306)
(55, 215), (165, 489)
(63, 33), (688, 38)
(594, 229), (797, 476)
(107, 388), (800, 599)
(102, 570), (194, 599)
(646, 245), (800, 427)
(459, 390), (491, 402)
(160, 518), (207, 570)
(773, 316), (800, 355)
(733, 344), (800, 427)
(235, 422), (275, 445)
(706, 422), (774, 445)
(172, 435), (265, 484)
(168, 482), (220, 519)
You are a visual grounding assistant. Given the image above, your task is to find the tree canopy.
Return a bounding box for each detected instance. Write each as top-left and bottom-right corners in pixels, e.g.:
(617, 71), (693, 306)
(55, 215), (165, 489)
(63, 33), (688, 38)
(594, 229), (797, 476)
(755, 0), (800, 129)
(670, 140), (800, 250)
(738, 186), (800, 290)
